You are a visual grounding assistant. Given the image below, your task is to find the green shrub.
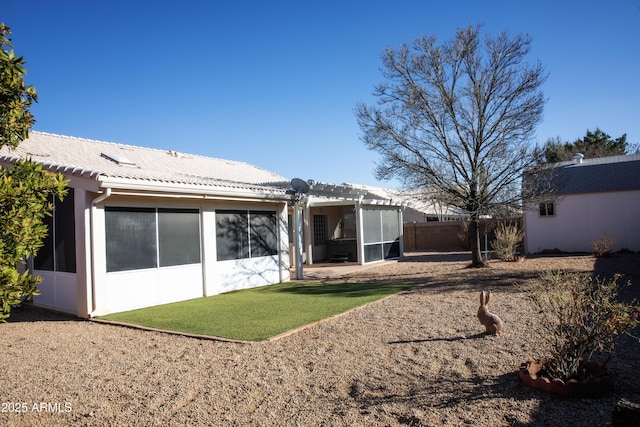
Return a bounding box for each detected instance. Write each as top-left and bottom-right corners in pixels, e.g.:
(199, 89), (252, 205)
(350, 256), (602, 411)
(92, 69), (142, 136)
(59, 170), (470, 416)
(491, 222), (524, 261)
(0, 160), (68, 321)
(526, 270), (640, 380)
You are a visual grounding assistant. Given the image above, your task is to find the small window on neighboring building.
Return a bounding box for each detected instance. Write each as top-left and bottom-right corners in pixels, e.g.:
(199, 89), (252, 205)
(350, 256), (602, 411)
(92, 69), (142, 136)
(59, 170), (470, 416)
(539, 202), (555, 217)
(313, 215), (328, 246)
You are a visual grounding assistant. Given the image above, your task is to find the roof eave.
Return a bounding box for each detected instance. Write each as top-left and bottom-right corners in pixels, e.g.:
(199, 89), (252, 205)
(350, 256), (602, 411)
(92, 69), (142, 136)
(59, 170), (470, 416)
(98, 177), (292, 202)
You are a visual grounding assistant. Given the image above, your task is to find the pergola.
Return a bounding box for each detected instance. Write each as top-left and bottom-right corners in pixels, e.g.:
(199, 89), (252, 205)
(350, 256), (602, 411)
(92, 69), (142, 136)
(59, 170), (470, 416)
(290, 181), (406, 279)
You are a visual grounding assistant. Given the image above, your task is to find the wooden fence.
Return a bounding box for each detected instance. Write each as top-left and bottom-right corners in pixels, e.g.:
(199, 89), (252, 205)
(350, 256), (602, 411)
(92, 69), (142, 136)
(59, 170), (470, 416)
(403, 218), (522, 252)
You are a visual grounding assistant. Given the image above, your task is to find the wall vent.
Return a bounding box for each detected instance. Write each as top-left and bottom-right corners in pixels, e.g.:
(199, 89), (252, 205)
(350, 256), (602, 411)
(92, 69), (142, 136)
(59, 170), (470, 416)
(572, 153), (584, 164)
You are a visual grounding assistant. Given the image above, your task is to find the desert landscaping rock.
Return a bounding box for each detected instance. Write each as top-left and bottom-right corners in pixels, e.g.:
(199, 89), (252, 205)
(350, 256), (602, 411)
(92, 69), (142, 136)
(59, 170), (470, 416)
(2, 252), (639, 426)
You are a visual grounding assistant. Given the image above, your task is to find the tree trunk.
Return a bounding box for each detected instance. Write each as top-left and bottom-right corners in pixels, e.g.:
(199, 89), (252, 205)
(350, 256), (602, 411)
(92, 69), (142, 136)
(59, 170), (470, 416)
(468, 216), (486, 267)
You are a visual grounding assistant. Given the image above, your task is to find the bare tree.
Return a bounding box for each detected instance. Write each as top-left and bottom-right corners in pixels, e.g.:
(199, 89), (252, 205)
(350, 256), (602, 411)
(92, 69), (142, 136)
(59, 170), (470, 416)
(356, 25), (547, 266)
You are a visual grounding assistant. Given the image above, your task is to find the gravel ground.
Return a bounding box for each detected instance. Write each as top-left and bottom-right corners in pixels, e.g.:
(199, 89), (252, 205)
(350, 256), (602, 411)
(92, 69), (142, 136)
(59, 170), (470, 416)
(2, 252), (639, 426)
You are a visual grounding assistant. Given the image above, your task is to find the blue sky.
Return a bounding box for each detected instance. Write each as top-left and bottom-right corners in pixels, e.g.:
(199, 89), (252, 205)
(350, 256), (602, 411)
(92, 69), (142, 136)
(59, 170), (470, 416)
(4, 0), (640, 187)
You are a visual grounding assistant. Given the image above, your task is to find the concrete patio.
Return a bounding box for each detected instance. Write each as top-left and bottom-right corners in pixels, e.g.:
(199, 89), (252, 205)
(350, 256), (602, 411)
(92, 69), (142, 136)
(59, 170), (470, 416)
(292, 260), (395, 281)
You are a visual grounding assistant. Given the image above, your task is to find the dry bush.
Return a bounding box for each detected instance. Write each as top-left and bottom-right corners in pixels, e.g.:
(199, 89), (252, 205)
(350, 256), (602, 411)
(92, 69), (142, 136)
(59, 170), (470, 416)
(491, 222), (524, 261)
(592, 233), (615, 257)
(456, 220), (470, 250)
(526, 271), (640, 380)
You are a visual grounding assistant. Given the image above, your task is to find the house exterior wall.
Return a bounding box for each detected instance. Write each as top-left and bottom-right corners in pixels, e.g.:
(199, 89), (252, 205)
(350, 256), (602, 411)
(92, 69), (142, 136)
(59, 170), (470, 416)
(103, 264), (203, 314)
(524, 189), (640, 253)
(31, 186), (290, 317)
(33, 271), (78, 313)
(31, 178), (92, 316)
(89, 195), (290, 316)
(19, 168), (404, 317)
(203, 199), (289, 296)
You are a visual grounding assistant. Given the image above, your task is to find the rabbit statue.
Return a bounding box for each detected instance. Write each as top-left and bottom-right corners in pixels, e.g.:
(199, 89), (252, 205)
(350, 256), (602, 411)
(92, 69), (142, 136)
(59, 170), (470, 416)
(477, 290), (504, 335)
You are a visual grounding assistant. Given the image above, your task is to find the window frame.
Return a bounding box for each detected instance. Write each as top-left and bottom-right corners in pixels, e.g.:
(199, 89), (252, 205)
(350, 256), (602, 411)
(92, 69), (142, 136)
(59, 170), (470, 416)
(250, 210), (279, 258)
(215, 209), (279, 261)
(539, 202), (555, 217)
(158, 208), (202, 267)
(33, 188), (76, 273)
(313, 214), (328, 246)
(105, 206), (202, 273)
(362, 208), (401, 262)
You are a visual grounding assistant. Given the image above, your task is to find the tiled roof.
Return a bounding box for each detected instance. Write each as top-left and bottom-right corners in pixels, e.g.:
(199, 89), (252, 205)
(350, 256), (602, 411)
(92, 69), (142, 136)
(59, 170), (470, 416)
(0, 132), (289, 194)
(552, 154), (640, 195)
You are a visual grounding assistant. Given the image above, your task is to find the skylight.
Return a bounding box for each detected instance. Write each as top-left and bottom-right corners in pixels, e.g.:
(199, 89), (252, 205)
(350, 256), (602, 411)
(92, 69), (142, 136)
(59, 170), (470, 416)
(101, 152), (136, 166)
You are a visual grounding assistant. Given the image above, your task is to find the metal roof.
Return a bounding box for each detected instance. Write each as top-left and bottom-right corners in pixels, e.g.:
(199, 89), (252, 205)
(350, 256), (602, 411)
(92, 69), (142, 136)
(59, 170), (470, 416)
(551, 154), (640, 195)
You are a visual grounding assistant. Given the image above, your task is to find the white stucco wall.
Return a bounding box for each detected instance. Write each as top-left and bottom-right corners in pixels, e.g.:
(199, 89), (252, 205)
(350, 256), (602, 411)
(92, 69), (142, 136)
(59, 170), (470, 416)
(524, 189), (640, 253)
(104, 264), (203, 314)
(212, 255), (283, 294)
(32, 271), (78, 314)
(90, 196), (290, 316)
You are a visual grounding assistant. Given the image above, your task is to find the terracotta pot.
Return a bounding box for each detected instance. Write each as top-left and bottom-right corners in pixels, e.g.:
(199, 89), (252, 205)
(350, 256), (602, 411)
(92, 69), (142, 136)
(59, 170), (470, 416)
(519, 359), (613, 397)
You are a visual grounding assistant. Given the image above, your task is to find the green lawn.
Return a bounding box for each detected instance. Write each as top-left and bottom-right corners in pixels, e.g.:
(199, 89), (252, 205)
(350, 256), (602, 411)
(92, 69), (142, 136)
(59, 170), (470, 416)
(98, 281), (415, 341)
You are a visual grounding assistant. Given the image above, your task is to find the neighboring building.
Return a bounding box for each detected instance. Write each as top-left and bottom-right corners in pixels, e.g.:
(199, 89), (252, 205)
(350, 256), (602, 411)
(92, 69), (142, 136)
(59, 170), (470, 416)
(0, 132), (403, 317)
(523, 154), (640, 254)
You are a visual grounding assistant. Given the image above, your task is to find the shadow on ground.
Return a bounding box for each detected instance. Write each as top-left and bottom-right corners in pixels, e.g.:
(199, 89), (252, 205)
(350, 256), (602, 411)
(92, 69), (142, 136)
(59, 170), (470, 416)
(341, 252), (640, 426)
(343, 353), (634, 426)
(342, 252), (640, 298)
(398, 252), (474, 263)
(387, 332), (488, 345)
(5, 304), (78, 323)
(268, 282), (414, 298)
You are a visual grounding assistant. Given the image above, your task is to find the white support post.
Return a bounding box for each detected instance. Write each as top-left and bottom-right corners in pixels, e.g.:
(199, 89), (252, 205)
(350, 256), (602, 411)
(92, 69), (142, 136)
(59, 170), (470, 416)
(397, 208), (404, 259)
(355, 198), (365, 265)
(277, 202), (289, 283)
(303, 198), (313, 265)
(293, 202), (304, 280)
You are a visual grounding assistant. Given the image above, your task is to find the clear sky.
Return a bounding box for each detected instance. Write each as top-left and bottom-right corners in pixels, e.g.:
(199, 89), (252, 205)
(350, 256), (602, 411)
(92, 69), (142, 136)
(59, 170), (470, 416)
(4, 0), (640, 187)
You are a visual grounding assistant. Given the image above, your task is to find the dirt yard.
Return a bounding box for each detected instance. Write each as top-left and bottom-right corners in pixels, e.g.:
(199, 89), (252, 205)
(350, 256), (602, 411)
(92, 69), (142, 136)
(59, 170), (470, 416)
(2, 252), (639, 426)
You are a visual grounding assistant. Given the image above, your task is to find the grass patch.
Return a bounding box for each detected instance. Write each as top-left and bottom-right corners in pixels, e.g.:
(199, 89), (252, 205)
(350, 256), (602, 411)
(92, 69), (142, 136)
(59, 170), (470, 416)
(98, 281), (414, 341)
